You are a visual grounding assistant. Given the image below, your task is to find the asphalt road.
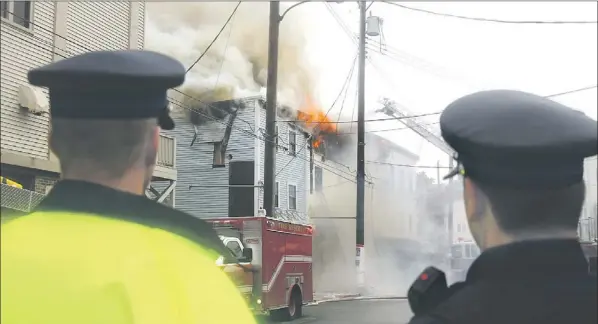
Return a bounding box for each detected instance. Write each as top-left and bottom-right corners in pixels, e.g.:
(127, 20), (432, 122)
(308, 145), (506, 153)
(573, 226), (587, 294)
(275, 298), (413, 324)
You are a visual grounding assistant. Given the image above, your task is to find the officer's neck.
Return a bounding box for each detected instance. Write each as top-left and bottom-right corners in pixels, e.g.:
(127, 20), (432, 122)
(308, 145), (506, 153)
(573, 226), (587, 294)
(483, 229), (579, 250)
(61, 172), (146, 196)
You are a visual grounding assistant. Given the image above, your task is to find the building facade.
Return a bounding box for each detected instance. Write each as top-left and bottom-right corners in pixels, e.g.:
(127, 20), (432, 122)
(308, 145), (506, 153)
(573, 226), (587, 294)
(0, 2), (177, 213)
(308, 133), (422, 295)
(162, 97), (310, 222)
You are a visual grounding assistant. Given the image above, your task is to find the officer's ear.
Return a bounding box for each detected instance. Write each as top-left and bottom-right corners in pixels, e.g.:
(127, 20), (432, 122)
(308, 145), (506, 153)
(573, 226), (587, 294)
(463, 178), (487, 222)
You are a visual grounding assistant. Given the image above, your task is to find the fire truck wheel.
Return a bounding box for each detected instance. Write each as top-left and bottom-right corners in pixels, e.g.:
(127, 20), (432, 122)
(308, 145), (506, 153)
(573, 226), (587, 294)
(287, 287), (303, 320)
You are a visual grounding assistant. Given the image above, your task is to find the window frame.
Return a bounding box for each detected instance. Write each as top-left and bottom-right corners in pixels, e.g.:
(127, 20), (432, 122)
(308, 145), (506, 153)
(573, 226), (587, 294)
(314, 166), (323, 192)
(288, 129), (297, 156)
(1, 1), (34, 31)
(212, 141), (225, 167)
(274, 181), (279, 208)
(287, 183), (297, 210)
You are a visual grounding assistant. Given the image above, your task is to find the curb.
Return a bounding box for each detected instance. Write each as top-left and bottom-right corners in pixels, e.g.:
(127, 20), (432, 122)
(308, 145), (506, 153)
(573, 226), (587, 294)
(307, 295), (408, 306)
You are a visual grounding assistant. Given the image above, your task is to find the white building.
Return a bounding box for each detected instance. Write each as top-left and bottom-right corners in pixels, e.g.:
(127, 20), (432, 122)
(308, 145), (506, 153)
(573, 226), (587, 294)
(308, 133), (421, 295)
(580, 157), (597, 242)
(0, 2), (178, 210)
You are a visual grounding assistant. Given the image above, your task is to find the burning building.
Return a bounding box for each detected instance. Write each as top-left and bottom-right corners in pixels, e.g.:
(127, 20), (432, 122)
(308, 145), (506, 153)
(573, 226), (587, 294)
(155, 96), (336, 223)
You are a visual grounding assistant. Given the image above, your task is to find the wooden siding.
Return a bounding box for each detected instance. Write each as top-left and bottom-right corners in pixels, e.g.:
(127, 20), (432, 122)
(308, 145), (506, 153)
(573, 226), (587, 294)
(0, 1), (55, 159)
(65, 2), (130, 55)
(1, 2), (145, 164)
(162, 99), (257, 218)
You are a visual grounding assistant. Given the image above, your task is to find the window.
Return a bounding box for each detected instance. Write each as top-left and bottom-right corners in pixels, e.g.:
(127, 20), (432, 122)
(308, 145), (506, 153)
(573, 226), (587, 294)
(226, 240), (243, 259)
(213, 142), (225, 167)
(288, 130), (297, 155)
(275, 126), (279, 151)
(314, 166), (323, 192)
(1, 1), (32, 29)
(451, 245), (463, 258)
(274, 182), (279, 208)
(288, 184), (297, 210)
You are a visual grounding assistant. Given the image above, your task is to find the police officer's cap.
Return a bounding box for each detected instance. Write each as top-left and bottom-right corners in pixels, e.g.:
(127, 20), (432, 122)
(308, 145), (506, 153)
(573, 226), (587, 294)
(441, 90), (597, 188)
(28, 50), (185, 130)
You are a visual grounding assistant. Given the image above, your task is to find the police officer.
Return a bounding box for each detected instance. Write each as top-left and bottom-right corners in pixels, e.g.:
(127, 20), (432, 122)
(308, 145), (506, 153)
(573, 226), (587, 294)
(1, 50), (257, 324)
(407, 90), (597, 324)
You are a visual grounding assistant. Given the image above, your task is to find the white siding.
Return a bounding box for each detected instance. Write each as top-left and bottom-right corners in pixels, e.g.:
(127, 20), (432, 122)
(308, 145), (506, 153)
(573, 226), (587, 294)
(0, 1), (55, 159)
(136, 2), (145, 49)
(1, 1), (144, 164)
(65, 2), (130, 55)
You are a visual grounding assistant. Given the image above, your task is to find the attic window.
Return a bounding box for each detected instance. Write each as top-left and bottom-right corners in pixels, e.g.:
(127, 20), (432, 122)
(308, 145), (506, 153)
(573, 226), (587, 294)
(213, 142), (225, 168)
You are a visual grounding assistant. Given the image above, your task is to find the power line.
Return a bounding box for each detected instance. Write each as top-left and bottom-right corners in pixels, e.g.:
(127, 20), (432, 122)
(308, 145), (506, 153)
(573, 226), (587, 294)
(185, 2), (242, 73)
(280, 111), (442, 124)
(367, 161), (451, 169)
(381, 2), (598, 24)
(2, 11), (364, 184)
(545, 85), (598, 98)
(211, 10), (237, 90)
(276, 51), (359, 178)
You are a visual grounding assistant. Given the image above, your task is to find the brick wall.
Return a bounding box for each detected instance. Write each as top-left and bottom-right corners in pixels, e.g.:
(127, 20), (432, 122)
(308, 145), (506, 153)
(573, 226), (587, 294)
(34, 176), (59, 194)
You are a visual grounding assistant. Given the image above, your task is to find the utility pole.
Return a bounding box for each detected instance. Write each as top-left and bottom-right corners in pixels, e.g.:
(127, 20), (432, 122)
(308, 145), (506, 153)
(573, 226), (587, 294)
(263, 1), (280, 218)
(356, 0), (367, 246)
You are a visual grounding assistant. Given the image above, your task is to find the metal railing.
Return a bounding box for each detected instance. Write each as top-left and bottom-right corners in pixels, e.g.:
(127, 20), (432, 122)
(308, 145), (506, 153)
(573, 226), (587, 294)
(157, 134), (176, 168)
(0, 183), (45, 213)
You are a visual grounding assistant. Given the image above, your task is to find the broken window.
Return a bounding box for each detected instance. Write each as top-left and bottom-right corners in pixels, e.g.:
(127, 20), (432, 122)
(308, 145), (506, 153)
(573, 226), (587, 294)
(288, 184), (297, 210)
(288, 130), (297, 155)
(213, 141), (225, 167)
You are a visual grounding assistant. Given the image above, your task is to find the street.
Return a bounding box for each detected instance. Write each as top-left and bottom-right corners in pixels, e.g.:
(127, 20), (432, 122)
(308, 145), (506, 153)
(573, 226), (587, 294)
(265, 298), (413, 324)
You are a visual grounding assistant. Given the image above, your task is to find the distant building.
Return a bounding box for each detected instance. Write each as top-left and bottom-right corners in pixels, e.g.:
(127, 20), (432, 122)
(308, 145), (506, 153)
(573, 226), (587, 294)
(161, 97), (310, 222)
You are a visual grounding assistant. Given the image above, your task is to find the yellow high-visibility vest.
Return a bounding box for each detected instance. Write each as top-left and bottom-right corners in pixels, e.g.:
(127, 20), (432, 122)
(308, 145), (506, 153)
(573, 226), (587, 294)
(1, 212), (257, 324)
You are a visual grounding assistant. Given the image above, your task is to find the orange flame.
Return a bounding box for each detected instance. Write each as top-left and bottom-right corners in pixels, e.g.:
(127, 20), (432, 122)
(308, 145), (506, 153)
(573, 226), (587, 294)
(296, 97), (336, 148)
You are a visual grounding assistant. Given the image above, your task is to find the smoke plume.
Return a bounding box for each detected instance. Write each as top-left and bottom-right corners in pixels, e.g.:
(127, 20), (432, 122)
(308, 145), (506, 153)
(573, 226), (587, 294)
(145, 2), (317, 115)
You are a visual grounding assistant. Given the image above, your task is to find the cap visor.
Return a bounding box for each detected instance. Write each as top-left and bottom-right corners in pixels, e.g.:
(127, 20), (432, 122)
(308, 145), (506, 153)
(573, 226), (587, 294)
(159, 114), (175, 130)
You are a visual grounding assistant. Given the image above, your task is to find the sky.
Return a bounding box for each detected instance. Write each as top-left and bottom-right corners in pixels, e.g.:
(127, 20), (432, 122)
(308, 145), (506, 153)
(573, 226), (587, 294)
(290, 1), (597, 180)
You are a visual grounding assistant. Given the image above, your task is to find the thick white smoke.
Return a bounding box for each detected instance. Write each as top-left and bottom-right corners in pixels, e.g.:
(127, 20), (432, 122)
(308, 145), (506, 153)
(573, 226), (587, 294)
(145, 2), (317, 112)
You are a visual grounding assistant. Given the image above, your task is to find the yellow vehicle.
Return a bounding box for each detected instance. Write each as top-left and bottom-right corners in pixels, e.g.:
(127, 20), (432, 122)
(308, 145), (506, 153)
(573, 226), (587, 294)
(0, 176), (23, 189)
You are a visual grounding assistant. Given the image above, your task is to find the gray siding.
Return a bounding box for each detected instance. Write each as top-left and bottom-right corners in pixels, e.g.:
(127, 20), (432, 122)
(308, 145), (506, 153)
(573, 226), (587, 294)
(136, 2), (145, 50)
(164, 100), (256, 218)
(0, 1), (55, 159)
(257, 104), (310, 220)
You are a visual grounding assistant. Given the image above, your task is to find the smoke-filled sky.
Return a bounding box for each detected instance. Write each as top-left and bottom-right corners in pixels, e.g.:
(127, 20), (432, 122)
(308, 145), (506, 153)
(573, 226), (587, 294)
(146, 2), (597, 180)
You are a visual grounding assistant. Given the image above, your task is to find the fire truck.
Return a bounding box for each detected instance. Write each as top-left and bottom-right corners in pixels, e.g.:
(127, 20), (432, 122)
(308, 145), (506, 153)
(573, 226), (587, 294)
(206, 217), (314, 320)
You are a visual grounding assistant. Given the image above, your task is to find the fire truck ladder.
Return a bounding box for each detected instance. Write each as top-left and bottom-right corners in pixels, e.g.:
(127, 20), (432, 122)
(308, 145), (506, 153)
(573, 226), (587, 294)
(377, 99), (455, 157)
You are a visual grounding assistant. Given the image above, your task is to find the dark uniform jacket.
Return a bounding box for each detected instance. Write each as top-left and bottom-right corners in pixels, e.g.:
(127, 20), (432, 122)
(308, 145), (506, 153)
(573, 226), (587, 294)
(409, 240), (597, 324)
(34, 180), (229, 257)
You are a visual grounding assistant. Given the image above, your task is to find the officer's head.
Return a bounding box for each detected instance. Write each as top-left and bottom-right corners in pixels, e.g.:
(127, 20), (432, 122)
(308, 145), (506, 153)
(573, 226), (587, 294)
(441, 90), (597, 249)
(28, 50), (185, 194)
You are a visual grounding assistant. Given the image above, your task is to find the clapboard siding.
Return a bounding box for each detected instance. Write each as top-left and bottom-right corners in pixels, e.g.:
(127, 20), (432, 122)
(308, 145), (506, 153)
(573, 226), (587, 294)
(66, 2), (130, 55)
(257, 102), (310, 218)
(136, 2), (145, 49)
(0, 1), (55, 159)
(164, 100), (256, 218)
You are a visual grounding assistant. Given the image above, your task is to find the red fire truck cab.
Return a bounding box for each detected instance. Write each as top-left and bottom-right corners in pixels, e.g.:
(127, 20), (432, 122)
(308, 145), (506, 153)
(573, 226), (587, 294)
(206, 216), (314, 320)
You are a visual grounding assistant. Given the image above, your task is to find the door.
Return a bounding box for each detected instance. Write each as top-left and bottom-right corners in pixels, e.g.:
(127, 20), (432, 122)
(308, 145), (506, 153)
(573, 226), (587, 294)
(229, 160), (255, 217)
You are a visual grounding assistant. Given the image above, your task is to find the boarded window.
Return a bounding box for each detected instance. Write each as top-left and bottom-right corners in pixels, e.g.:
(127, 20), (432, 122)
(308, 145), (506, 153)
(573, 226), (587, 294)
(12, 1), (32, 28)
(0, 1), (8, 19)
(288, 184), (297, 210)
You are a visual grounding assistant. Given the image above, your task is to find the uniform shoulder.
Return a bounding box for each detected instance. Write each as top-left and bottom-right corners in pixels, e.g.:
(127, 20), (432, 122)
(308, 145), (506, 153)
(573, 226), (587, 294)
(408, 315), (448, 324)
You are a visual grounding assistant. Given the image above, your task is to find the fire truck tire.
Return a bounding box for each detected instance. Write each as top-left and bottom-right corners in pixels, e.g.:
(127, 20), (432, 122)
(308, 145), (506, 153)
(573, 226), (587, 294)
(286, 286), (303, 320)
